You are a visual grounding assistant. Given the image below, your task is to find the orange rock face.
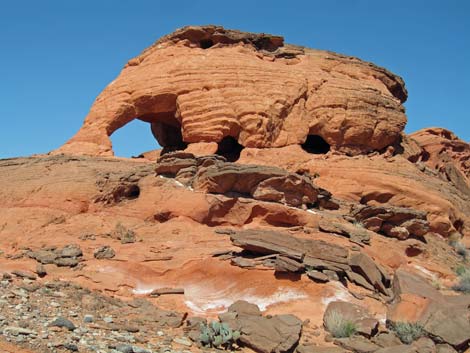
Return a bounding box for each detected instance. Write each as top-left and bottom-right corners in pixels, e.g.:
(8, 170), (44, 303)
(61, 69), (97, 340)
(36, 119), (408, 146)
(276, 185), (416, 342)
(411, 127), (470, 193)
(54, 25), (407, 157)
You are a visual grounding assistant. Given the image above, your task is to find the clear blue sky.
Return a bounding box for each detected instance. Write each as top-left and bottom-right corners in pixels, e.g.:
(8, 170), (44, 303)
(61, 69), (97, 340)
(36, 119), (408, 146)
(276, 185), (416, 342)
(1, 0), (468, 158)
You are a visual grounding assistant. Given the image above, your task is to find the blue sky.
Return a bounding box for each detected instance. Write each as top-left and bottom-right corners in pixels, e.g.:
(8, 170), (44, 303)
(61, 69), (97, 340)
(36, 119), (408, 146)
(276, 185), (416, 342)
(0, 0), (468, 158)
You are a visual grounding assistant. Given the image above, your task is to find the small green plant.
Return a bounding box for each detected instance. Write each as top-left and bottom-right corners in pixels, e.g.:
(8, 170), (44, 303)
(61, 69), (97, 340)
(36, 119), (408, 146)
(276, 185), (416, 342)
(431, 278), (442, 290)
(199, 320), (240, 349)
(324, 310), (357, 338)
(449, 236), (469, 261)
(455, 265), (468, 276)
(352, 220), (364, 228)
(391, 322), (424, 344)
(455, 243), (469, 259)
(453, 266), (470, 293)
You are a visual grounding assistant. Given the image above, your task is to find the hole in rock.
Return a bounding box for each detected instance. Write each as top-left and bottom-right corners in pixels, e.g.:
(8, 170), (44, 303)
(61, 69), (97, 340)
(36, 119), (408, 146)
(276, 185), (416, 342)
(113, 184), (140, 203)
(200, 39), (214, 49)
(301, 135), (330, 154)
(216, 136), (244, 162)
(126, 184), (140, 199)
(110, 119), (160, 158)
(420, 150), (430, 162)
(453, 219), (464, 233)
(405, 246), (423, 257)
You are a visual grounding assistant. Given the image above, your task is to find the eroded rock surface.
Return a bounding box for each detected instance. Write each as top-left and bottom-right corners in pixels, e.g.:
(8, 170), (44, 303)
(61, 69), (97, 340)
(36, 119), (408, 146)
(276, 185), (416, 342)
(411, 128), (470, 195)
(351, 205), (430, 240)
(388, 269), (470, 350)
(156, 151), (335, 209)
(54, 25), (407, 157)
(229, 229), (391, 295)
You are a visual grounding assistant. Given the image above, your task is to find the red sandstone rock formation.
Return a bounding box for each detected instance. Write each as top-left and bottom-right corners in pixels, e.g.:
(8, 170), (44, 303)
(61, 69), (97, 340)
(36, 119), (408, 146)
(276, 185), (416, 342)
(1, 26), (470, 353)
(411, 127), (470, 193)
(54, 25), (407, 157)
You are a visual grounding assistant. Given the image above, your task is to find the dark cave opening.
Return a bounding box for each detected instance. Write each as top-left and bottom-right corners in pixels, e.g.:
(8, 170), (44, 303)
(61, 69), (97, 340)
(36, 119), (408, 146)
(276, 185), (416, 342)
(139, 111), (187, 155)
(216, 136), (244, 162)
(200, 39), (214, 49)
(301, 135), (331, 154)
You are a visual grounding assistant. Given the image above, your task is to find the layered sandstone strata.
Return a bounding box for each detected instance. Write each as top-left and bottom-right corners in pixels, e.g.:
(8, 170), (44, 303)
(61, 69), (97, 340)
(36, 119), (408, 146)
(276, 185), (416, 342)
(54, 25), (408, 157)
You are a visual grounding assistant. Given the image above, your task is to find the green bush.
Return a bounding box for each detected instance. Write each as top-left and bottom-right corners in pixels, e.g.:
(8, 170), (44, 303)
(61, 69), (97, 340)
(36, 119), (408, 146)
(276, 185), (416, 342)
(199, 321), (240, 349)
(453, 267), (470, 293)
(391, 322), (424, 344)
(450, 240), (469, 260)
(324, 310), (357, 338)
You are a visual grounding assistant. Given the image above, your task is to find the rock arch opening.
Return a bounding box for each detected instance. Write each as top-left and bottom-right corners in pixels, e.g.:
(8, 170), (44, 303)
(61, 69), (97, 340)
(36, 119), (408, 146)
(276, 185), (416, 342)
(109, 119), (160, 158)
(301, 135), (330, 154)
(216, 136), (244, 162)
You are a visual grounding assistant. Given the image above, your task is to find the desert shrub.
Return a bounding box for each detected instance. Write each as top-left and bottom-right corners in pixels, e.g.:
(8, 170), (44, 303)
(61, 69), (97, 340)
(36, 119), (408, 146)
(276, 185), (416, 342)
(453, 267), (470, 293)
(431, 278), (442, 290)
(449, 239), (469, 260)
(324, 310), (357, 338)
(455, 243), (469, 259)
(352, 220), (364, 228)
(455, 265), (468, 276)
(391, 322), (424, 344)
(199, 321), (240, 349)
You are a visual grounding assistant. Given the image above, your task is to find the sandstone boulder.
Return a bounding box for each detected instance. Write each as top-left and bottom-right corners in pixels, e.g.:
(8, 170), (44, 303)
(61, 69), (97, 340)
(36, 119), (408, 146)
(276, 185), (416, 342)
(324, 301), (379, 337)
(388, 269), (470, 350)
(334, 336), (381, 353)
(349, 252), (391, 295)
(319, 218), (373, 244)
(220, 300), (303, 353)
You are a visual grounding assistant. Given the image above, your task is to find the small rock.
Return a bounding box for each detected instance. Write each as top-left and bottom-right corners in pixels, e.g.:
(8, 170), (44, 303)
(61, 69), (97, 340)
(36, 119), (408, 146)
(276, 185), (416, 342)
(132, 347), (152, 353)
(306, 270), (330, 283)
(84, 314), (94, 323)
(149, 287), (184, 296)
(94, 246), (116, 259)
(334, 336), (380, 353)
(50, 317), (76, 331)
(103, 316), (114, 323)
(173, 336), (192, 347)
(231, 256), (256, 268)
(55, 257), (80, 267)
(64, 343), (79, 352)
(36, 264), (47, 277)
(3, 326), (37, 336)
(116, 344), (134, 353)
(11, 270), (36, 280)
(60, 244), (83, 258)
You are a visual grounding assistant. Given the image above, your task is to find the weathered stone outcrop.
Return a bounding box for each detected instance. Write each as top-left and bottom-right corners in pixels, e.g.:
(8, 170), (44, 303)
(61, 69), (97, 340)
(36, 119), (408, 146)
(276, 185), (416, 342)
(156, 152), (335, 209)
(319, 218), (373, 244)
(351, 204), (430, 240)
(388, 269), (470, 350)
(229, 229), (391, 294)
(54, 25), (407, 157)
(411, 128), (470, 195)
